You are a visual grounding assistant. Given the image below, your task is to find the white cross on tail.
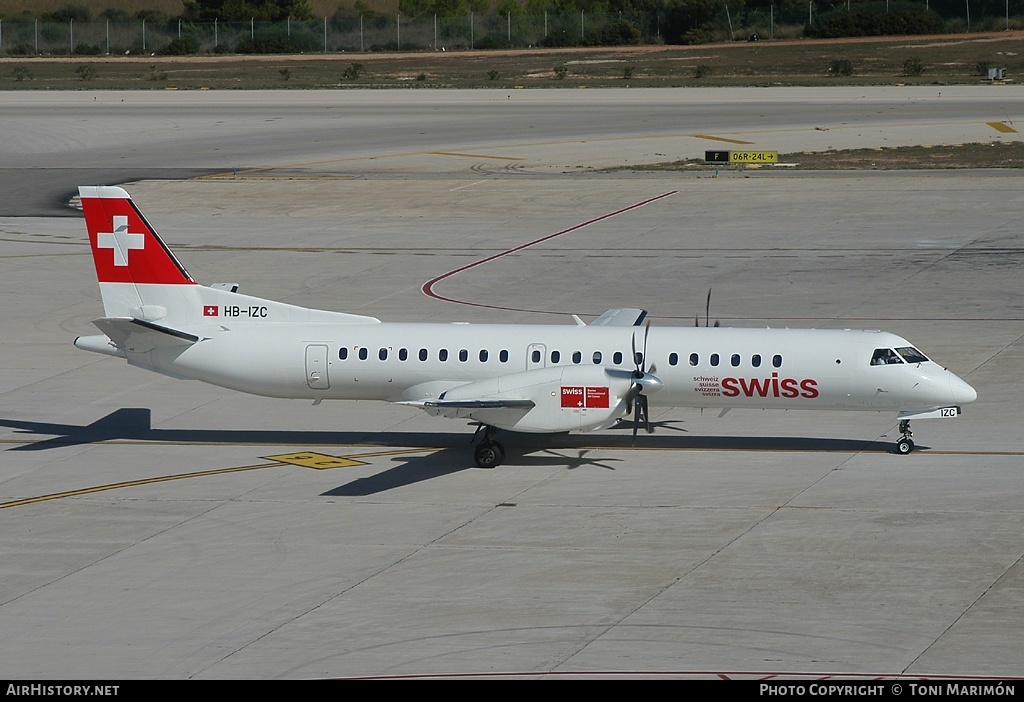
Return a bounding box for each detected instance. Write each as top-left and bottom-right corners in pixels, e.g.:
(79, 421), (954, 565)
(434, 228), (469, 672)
(97, 215), (145, 266)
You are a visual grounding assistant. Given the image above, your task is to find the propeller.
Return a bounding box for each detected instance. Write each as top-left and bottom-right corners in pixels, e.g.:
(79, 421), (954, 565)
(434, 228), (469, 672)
(626, 322), (663, 445)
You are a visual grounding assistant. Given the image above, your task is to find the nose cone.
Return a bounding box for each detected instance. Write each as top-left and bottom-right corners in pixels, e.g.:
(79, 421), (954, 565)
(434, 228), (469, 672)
(950, 374), (978, 405)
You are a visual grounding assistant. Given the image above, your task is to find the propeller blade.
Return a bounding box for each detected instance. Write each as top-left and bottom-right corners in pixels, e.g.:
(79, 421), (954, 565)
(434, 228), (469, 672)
(631, 329), (639, 373)
(642, 322), (650, 371)
(706, 287), (712, 327)
(642, 395), (652, 434)
(631, 399), (641, 445)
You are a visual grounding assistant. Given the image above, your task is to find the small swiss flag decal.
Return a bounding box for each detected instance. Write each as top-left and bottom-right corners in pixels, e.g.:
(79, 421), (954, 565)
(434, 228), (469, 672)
(203, 305), (219, 317)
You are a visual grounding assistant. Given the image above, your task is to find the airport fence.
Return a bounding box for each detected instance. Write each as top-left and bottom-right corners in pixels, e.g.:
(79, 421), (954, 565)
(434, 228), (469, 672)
(0, 3), (1021, 56)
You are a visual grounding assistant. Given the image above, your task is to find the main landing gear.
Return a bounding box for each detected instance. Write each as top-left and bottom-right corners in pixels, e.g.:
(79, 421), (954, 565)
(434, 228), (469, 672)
(472, 425), (506, 468)
(895, 419), (915, 455)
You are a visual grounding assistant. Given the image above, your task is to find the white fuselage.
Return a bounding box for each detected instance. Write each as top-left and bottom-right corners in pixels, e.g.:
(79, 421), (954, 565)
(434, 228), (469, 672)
(129, 321), (975, 419)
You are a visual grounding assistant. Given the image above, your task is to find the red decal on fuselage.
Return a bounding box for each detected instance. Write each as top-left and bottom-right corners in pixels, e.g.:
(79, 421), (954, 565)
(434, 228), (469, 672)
(561, 386), (584, 408)
(721, 373), (818, 399)
(561, 386), (611, 408)
(585, 386), (610, 408)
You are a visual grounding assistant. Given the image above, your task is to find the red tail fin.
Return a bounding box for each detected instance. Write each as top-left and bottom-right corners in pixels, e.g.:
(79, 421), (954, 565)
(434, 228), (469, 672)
(79, 186), (195, 286)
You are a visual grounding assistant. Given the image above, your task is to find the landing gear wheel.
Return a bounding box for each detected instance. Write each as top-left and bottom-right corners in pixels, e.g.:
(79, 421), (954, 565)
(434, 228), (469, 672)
(896, 419), (914, 455)
(474, 441), (505, 468)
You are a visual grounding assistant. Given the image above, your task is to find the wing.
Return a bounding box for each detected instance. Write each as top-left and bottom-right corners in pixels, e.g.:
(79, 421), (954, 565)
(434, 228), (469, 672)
(399, 398), (534, 422)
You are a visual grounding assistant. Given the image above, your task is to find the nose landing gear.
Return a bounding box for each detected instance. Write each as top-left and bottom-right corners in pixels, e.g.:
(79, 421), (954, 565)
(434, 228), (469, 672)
(895, 419), (915, 455)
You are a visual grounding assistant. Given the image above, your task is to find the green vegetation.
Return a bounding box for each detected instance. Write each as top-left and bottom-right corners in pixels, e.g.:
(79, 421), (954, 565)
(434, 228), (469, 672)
(164, 36), (200, 55)
(0, 1), (1021, 56)
(74, 63), (96, 80)
(902, 56), (924, 76)
(2, 32), (1022, 90)
(805, 2), (944, 39)
(181, 0), (313, 21)
(341, 61), (365, 79)
(829, 58), (853, 77)
(611, 142), (1024, 171)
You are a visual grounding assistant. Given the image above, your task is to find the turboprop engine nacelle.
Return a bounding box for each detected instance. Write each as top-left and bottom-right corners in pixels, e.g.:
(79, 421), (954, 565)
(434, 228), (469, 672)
(434, 365), (646, 433)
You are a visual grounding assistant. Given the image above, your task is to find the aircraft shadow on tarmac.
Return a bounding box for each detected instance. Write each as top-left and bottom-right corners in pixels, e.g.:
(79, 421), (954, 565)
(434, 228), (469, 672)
(0, 408), (910, 497)
(325, 448), (628, 496)
(0, 407), (904, 457)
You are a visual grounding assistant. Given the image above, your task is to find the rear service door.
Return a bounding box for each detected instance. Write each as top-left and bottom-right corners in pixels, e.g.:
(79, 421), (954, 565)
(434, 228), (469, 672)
(306, 344), (330, 389)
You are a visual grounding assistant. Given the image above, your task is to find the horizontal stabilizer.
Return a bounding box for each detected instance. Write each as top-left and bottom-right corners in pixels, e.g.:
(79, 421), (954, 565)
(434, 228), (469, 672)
(591, 308), (648, 327)
(93, 317), (201, 353)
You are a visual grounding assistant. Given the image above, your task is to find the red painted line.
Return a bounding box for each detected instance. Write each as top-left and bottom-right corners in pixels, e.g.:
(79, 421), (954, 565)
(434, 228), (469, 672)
(421, 191), (677, 315)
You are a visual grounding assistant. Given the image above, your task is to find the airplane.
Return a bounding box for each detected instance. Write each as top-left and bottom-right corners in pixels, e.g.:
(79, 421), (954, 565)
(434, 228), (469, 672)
(74, 185), (977, 467)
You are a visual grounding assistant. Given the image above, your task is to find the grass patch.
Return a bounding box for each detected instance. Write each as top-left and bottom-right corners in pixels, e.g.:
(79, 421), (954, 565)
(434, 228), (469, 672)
(0, 31), (1021, 90)
(619, 142), (1024, 171)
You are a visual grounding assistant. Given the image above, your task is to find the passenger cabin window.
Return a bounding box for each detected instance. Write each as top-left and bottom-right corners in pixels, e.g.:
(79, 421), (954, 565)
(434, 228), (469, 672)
(531, 349), (541, 364)
(710, 353), (719, 367)
(572, 351), (582, 364)
(479, 350), (488, 362)
(669, 352), (678, 366)
(751, 354), (761, 368)
(871, 348), (904, 366)
(459, 349), (468, 362)
(439, 349), (449, 362)
(339, 347), (348, 360)
(419, 348), (428, 362)
(689, 353), (698, 366)
(500, 350), (509, 363)
(379, 348), (388, 361)
(399, 348), (408, 361)
(613, 351), (623, 365)
(731, 354), (740, 367)
(896, 347), (928, 364)
(358, 347), (368, 361)
(772, 354), (783, 368)
(634, 352), (644, 366)
(551, 350), (561, 364)
(593, 351), (602, 364)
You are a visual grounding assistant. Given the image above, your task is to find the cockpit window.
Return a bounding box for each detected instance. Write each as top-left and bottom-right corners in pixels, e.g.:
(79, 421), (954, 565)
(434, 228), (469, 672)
(871, 348), (904, 366)
(896, 347), (928, 364)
